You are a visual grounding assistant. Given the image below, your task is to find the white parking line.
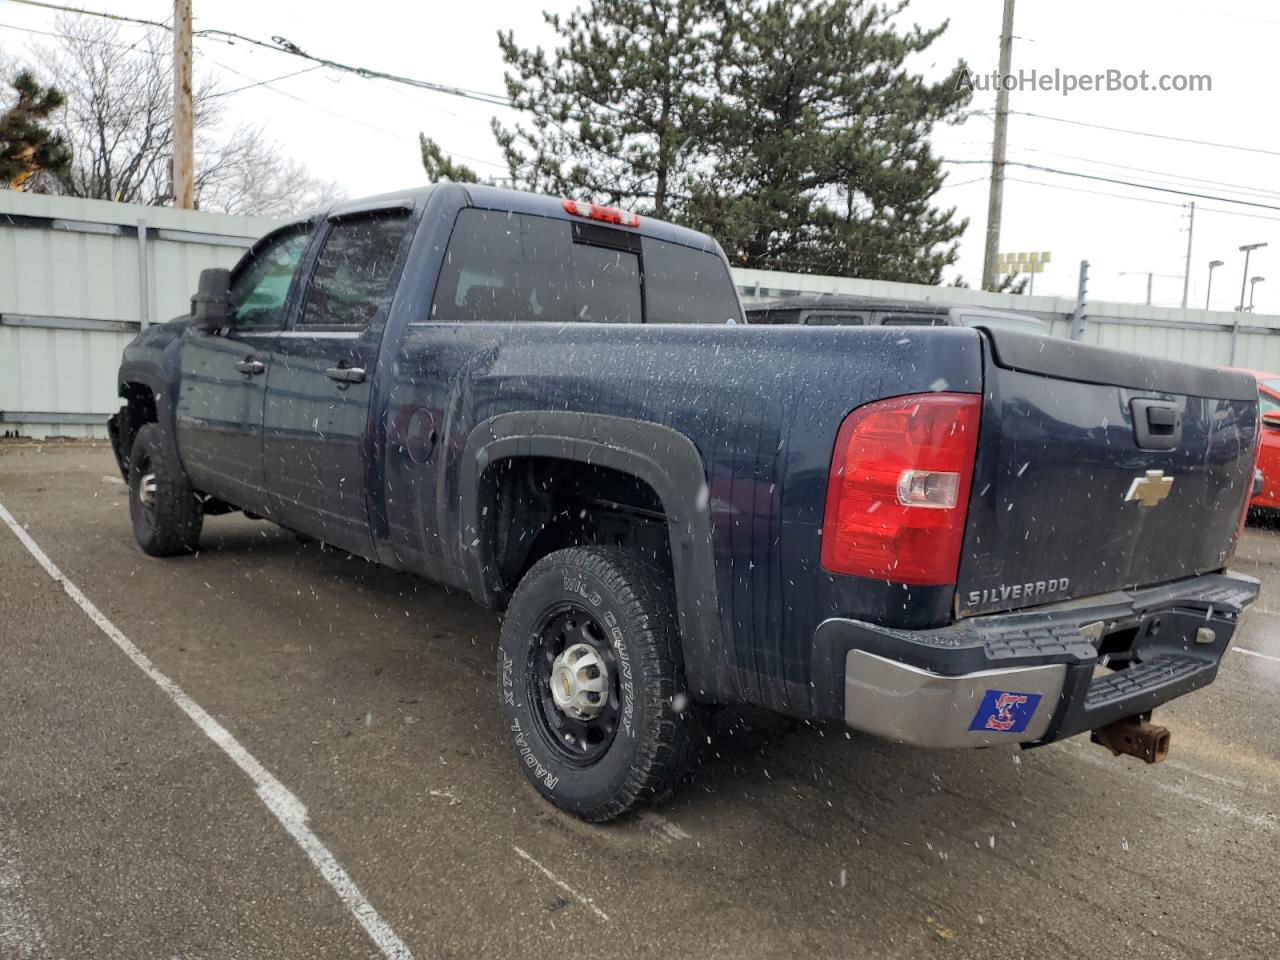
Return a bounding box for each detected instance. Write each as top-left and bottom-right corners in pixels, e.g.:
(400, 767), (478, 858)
(512, 846), (610, 921)
(638, 811), (692, 843)
(0, 503), (414, 960)
(1234, 646), (1280, 664)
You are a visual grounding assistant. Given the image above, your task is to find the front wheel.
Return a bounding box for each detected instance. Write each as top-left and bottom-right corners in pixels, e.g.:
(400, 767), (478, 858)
(497, 547), (697, 821)
(128, 423), (203, 556)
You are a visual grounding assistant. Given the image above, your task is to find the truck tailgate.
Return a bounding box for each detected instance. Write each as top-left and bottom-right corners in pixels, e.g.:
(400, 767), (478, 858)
(958, 330), (1259, 617)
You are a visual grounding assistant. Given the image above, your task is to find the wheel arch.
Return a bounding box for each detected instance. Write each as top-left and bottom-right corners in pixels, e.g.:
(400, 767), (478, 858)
(459, 411), (731, 703)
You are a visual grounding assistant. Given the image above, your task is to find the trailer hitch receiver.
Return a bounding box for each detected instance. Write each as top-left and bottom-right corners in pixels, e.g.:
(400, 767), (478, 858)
(1090, 713), (1170, 764)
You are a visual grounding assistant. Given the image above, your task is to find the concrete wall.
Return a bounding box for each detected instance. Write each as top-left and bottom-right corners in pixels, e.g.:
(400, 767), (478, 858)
(3, 190), (1279, 439)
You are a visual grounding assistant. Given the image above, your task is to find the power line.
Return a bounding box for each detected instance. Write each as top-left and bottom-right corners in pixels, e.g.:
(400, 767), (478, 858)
(937, 175), (988, 190)
(199, 57), (507, 169)
(5, 0), (167, 30)
(1003, 176), (1186, 209)
(4, 3), (510, 172)
(199, 33), (515, 109)
(6, 0), (517, 108)
(210, 64), (323, 98)
(944, 158), (1280, 213)
(1000, 176), (1280, 226)
(992, 108), (1280, 160)
(0, 17), (136, 47)
(1007, 146), (1280, 203)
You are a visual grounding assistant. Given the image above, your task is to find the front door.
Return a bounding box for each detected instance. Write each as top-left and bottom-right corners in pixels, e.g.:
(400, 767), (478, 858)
(175, 223), (312, 515)
(262, 209), (412, 557)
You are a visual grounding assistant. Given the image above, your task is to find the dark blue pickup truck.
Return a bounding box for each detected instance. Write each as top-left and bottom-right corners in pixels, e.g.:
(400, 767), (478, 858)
(110, 184), (1261, 821)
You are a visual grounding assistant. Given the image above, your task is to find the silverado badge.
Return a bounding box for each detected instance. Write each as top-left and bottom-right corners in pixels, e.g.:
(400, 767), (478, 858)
(1124, 469), (1174, 508)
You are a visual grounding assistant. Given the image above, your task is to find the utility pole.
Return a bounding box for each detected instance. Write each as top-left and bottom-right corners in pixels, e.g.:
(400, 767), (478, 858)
(981, 0), (1016, 292)
(172, 0), (195, 209)
(1180, 201), (1195, 308)
(1069, 259), (1089, 341)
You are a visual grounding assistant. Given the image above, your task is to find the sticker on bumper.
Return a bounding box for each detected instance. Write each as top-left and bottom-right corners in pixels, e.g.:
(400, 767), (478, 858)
(969, 689), (1043, 734)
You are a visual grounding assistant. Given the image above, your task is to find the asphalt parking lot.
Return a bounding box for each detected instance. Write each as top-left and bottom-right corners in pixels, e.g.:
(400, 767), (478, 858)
(2, 442), (1278, 960)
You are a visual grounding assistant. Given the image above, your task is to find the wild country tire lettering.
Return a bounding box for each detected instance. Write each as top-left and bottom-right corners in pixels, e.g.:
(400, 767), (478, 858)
(563, 573), (636, 737)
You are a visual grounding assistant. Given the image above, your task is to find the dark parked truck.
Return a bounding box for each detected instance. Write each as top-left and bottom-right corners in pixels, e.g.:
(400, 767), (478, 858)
(110, 184), (1261, 821)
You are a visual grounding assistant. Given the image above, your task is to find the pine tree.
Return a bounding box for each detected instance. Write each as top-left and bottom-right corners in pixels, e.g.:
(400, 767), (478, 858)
(420, 134), (479, 183)
(493, 0), (719, 218)
(0, 70), (71, 189)
(688, 1), (971, 282)
(487, 0), (971, 283)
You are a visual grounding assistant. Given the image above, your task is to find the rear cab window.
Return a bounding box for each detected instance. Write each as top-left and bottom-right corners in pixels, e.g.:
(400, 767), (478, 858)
(428, 208), (741, 325)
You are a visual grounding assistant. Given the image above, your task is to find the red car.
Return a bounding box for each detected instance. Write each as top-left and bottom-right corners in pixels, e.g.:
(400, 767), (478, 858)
(1228, 367), (1280, 508)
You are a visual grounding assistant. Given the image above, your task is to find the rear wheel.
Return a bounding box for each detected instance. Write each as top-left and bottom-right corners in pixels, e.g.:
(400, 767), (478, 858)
(128, 423), (203, 556)
(497, 546), (697, 821)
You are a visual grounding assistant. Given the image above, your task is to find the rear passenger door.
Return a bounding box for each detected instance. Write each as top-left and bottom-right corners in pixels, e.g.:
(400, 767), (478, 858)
(262, 207), (412, 557)
(382, 208), (646, 578)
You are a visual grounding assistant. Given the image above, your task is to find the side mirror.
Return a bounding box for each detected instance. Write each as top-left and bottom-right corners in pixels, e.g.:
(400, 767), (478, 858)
(1263, 412), (1280, 431)
(191, 268), (232, 331)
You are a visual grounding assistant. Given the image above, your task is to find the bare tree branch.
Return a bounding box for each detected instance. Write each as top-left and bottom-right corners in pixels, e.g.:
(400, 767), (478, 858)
(25, 14), (343, 215)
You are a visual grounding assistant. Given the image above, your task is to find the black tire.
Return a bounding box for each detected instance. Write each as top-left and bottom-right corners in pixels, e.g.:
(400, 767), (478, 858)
(498, 546), (697, 821)
(128, 423), (203, 557)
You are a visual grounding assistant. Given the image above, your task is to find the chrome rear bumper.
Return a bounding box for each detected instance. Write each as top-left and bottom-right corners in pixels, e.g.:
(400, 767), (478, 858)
(844, 651), (1065, 748)
(817, 571), (1259, 749)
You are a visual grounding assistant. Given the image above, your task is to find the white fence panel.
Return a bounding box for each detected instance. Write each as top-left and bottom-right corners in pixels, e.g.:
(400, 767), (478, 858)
(1, 192), (283, 438)
(4, 191), (1280, 439)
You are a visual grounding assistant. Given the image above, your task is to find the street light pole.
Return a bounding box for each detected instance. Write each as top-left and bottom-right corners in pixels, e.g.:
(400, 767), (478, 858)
(1238, 242), (1267, 311)
(1249, 276), (1266, 312)
(1206, 259), (1223, 310)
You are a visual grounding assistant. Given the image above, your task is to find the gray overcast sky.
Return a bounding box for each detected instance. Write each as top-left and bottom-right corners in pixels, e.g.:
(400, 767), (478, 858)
(4, 0), (1280, 312)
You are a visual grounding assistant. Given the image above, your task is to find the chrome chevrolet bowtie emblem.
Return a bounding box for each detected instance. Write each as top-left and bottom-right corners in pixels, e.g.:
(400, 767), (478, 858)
(1124, 469), (1174, 507)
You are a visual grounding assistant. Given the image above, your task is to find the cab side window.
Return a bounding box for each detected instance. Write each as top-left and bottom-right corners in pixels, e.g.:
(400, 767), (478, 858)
(228, 225), (311, 330)
(299, 212), (411, 331)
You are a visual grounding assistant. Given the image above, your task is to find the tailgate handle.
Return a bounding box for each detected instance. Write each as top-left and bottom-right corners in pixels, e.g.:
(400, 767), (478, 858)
(1131, 399), (1181, 450)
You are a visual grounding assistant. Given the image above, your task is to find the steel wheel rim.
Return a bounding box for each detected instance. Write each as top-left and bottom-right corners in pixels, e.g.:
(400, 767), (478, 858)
(134, 453), (157, 530)
(527, 603), (622, 765)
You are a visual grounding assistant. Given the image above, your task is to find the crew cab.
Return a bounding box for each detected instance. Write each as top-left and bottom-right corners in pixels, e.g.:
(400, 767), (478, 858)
(110, 184), (1260, 821)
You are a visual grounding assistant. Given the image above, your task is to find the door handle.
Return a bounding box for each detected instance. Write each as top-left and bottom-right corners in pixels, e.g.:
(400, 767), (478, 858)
(325, 366), (366, 384)
(235, 358), (266, 376)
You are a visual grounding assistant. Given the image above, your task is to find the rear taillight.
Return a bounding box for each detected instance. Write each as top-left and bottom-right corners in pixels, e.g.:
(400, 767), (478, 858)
(821, 393), (981, 585)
